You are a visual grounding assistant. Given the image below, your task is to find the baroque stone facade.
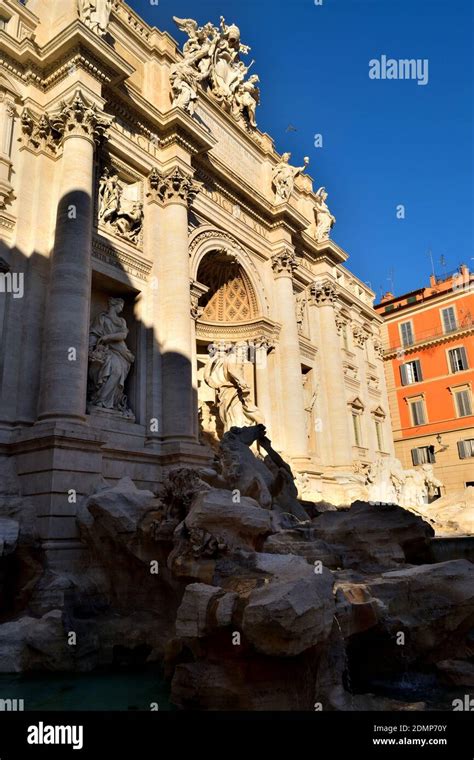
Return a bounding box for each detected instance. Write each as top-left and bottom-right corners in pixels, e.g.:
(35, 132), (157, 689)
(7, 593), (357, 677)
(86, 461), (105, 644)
(0, 0), (394, 562)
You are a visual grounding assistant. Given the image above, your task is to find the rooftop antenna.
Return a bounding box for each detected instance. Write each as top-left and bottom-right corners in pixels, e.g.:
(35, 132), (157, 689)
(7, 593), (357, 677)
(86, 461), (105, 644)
(428, 248), (435, 279)
(387, 268), (395, 294)
(440, 254), (447, 279)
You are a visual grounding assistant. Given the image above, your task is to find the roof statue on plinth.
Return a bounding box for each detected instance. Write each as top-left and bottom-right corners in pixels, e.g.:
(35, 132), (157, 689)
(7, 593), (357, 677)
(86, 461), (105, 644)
(314, 186), (336, 242)
(272, 152), (309, 203)
(77, 0), (113, 38)
(171, 16), (260, 130)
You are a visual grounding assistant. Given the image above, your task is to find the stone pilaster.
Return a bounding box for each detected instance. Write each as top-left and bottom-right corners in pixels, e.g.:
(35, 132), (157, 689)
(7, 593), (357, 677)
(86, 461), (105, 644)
(143, 168), (163, 448)
(271, 248), (308, 459)
(253, 336), (275, 438)
(155, 166), (201, 442)
(38, 90), (112, 422)
(309, 278), (351, 465)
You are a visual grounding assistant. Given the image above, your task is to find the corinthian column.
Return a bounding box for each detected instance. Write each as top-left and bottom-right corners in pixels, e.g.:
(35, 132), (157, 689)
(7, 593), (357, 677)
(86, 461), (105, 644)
(156, 167), (200, 441)
(38, 90), (112, 422)
(309, 279), (351, 465)
(271, 248), (308, 459)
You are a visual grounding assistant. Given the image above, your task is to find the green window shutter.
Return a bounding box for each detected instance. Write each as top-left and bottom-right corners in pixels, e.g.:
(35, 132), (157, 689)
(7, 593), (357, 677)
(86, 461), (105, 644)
(458, 440), (467, 459)
(400, 364), (408, 385)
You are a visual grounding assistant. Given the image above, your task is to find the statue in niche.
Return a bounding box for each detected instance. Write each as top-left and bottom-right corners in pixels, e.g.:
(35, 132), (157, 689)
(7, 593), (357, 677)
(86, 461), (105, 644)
(97, 168), (143, 245)
(272, 153), (309, 203)
(98, 168), (121, 224)
(203, 347), (264, 432)
(114, 202), (144, 244)
(314, 187), (336, 242)
(88, 297), (135, 419)
(77, 0), (113, 38)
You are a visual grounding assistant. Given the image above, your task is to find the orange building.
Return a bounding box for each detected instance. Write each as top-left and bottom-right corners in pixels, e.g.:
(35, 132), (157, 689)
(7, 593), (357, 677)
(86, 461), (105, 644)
(375, 264), (474, 494)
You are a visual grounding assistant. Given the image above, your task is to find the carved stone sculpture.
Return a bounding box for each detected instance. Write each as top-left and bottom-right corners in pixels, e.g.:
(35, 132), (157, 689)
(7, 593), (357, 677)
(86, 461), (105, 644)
(88, 297), (135, 418)
(97, 168), (143, 244)
(203, 348), (264, 432)
(314, 187), (336, 242)
(171, 16), (260, 129)
(365, 456), (443, 510)
(272, 153), (309, 203)
(78, 0), (113, 38)
(219, 424), (310, 523)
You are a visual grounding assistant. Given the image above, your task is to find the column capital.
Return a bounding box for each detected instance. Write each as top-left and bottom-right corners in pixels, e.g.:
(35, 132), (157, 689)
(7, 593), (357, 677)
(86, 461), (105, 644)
(271, 247), (297, 277)
(353, 323), (369, 347)
(50, 90), (113, 146)
(309, 278), (338, 306)
(152, 166), (202, 206)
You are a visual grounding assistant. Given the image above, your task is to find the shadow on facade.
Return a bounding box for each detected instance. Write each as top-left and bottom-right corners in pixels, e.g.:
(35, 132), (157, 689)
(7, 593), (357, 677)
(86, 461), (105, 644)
(0, 188), (202, 555)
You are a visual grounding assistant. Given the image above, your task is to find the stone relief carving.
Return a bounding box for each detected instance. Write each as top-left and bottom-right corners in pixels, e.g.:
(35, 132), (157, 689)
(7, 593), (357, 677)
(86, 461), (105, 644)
(364, 457), (443, 509)
(78, 0), (113, 38)
(314, 186), (336, 242)
(171, 16), (260, 130)
(272, 153), (309, 203)
(98, 168), (143, 244)
(87, 297), (135, 419)
(203, 346), (264, 432)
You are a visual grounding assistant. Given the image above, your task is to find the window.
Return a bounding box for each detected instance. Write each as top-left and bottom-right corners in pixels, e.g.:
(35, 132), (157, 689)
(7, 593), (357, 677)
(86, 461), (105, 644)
(407, 296), (417, 304)
(448, 346), (468, 373)
(352, 413), (362, 446)
(441, 306), (457, 333)
(409, 398), (426, 426)
(400, 359), (423, 385)
(384, 304), (394, 313)
(400, 321), (414, 347)
(454, 389), (473, 417)
(411, 446), (436, 465)
(375, 420), (384, 451)
(457, 439), (474, 459)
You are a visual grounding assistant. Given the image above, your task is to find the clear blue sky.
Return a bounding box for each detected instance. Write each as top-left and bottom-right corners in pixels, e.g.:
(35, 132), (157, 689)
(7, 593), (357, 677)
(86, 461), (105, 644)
(129, 0), (473, 301)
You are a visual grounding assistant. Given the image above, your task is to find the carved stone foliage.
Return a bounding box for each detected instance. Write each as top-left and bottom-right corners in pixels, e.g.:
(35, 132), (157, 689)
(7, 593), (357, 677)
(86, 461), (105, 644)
(50, 90), (113, 144)
(98, 167), (143, 245)
(87, 297), (135, 419)
(77, 0), (113, 38)
(150, 167), (200, 205)
(309, 279), (337, 305)
(171, 16), (260, 130)
(20, 90), (112, 154)
(314, 186), (336, 242)
(335, 311), (347, 336)
(373, 339), (384, 359)
(353, 324), (369, 347)
(271, 249), (297, 276)
(272, 153), (309, 203)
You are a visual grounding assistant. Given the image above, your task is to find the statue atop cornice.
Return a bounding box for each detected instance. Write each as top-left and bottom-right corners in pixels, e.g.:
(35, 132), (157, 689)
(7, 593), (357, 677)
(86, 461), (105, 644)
(272, 153), (309, 203)
(78, 0), (113, 38)
(171, 16), (260, 130)
(314, 186), (336, 242)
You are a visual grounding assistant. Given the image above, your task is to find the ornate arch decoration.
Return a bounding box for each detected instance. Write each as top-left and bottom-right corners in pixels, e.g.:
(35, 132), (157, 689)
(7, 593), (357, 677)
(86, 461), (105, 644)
(189, 226), (269, 319)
